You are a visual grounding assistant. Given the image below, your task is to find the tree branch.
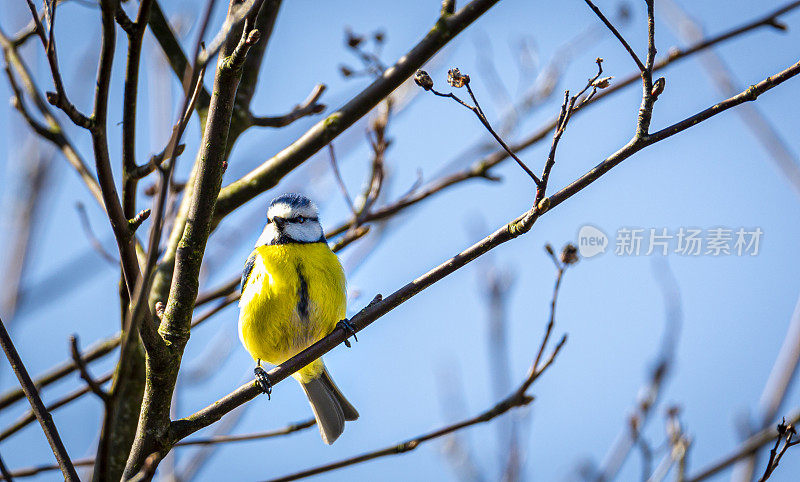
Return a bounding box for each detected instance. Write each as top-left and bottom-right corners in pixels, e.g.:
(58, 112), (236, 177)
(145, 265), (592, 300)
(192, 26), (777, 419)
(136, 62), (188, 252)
(121, 0), (156, 221)
(175, 418), (316, 447)
(420, 69), (541, 185)
(583, 0), (645, 72)
(1, 458), (94, 481)
(0, 451), (12, 482)
(212, 0), (504, 221)
(80, 0), (144, 300)
(22, 0), (92, 128)
(68, 335), (109, 403)
(0, 418), (315, 480)
(688, 411), (800, 481)
(0, 371), (113, 442)
(0, 1), (790, 424)
(0, 336), (118, 411)
(0, 27), (104, 209)
(169, 54), (800, 449)
(123, 1), (266, 476)
(0, 316), (79, 481)
(324, 0), (800, 239)
(249, 83), (327, 127)
(268, 249), (573, 482)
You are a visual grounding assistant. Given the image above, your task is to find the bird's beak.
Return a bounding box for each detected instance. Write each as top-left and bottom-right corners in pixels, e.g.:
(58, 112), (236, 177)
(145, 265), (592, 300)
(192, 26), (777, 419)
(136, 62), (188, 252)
(272, 216), (286, 229)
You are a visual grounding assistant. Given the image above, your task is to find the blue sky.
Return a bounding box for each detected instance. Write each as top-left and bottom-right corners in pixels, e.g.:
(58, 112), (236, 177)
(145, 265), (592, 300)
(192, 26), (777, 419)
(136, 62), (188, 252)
(1, 0), (800, 480)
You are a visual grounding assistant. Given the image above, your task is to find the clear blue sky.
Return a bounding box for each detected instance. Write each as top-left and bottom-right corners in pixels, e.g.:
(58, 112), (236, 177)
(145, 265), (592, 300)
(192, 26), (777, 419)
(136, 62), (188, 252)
(1, 0), (800, 480)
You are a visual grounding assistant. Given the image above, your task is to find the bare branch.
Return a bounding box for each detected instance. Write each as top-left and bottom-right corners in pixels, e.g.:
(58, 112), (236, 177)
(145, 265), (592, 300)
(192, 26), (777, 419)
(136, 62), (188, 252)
(418, 68), (542, 185)
(75, 203), (117, 264)
(1, 458), (94, 481)
(169, 49), (800, 456)
(534, 58), (605, 210)
(68, 335), (110, 402)
(0, 452), (11, 482)
(0, 371), (113, 442)
(177, 418), (316, 447)
(583, 0), (645, 72)
(0, 29), (104, 208)
(0, 335), (117, 412)
(123, 1), (267, 475)
(758, 420), (800, 481)
(0, 316), (79, 481)
(325, 0), (800, 241)
(636, 0), (658, 137)
(250, 84), (327, 127)
(688, 411), (800, 481)
(22, 0), (92, 128)
(267, 253), (572, 481)
(0, 418), (315, 480)
(213, 0), (506, 221)
(327, 143), (356, 215)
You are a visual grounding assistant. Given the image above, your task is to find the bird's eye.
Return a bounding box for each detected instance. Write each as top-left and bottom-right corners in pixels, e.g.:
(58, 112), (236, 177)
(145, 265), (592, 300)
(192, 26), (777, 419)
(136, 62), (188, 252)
(297, 216), (305, 223)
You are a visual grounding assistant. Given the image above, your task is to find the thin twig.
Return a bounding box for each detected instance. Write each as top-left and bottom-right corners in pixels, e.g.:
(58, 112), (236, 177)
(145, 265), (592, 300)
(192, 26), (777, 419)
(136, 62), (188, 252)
(23, 0), (92, 128)
(0, 419), (316, 480)
(75, 202), (118, 265)
(534, 58), (605, 210)
(757, 420), (799, 481)
(0, 371), (113, 442)
(583, 0), (645, 72)
(250, 84), (327, 127)
(0, 336), (118, 411)
(176, 418), (316, 447)
(68, 335), (109, 402)
(325, 1), (800, 239)
(688, 411), (800, 481)
(424, 74), (542, 186)
(0, 316), (79, 481)
(0, 30), (104, 208)
(630, 416), (654, 482)
(213, 0), (506, 221)
(330, 225), (371, 252)
(328, 143), (356, 214)
(636, 0), (658, 138)
(1, 458), (94, 481)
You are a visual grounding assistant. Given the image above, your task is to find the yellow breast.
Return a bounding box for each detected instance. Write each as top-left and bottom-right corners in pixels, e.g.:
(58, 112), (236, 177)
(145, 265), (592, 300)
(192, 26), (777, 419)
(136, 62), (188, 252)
(238, 242), (346, 380)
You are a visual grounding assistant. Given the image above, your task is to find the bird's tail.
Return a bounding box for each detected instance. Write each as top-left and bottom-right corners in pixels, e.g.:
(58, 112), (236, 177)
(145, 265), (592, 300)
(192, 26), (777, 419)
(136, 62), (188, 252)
(300, 365), (359, 444)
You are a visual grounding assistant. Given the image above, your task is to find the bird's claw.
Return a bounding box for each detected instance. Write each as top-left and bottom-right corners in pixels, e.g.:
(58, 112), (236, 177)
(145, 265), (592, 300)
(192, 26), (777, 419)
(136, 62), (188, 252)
(337, 319), (358, 348)
(254, 366), (272, 400)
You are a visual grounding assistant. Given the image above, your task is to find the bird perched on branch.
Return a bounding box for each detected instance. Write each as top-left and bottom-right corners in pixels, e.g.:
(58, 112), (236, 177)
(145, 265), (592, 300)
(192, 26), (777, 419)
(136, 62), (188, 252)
(238, 193), (358, 444)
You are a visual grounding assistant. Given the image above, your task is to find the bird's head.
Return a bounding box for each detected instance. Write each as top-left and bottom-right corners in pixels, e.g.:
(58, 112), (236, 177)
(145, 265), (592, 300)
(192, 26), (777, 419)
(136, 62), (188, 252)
(256, 193), (325, 245)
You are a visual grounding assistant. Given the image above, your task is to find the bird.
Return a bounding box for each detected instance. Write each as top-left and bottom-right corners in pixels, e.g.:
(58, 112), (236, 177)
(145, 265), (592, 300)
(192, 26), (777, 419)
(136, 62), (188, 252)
(238, 193), (358, 444)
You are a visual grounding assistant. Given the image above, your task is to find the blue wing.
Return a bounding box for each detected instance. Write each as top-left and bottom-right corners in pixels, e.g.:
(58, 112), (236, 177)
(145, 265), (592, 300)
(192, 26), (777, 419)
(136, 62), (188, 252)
(240, 253), (256, 293)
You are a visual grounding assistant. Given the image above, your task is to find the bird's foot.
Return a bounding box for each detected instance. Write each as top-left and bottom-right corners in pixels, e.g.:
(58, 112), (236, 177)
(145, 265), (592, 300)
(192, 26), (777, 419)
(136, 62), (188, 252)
(254, 366), (272, 400)
(337, 319), (358, 348)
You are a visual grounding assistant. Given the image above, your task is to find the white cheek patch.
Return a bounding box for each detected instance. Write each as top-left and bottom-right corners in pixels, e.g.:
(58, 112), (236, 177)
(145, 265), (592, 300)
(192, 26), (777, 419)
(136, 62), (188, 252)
(283, 223), (323, 243)
(255, 223), (279, 247)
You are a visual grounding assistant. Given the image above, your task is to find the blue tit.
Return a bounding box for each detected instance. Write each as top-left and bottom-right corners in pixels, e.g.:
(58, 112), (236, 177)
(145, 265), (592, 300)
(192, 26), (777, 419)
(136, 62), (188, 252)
(238, 193), (358, 444)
